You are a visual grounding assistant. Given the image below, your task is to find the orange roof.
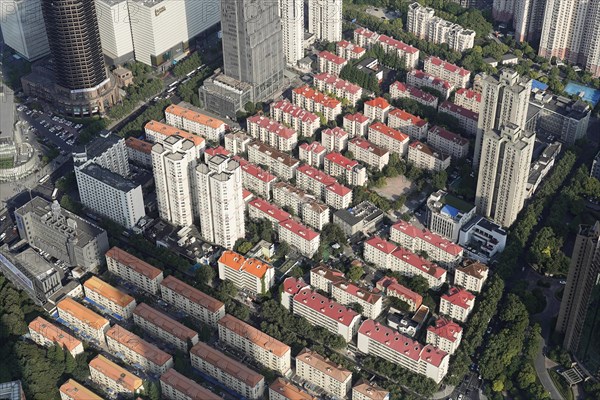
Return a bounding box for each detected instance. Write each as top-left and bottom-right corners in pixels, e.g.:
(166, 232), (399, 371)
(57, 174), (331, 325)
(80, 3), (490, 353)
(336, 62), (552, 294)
(190, 342), (264, 387)
(89, 355), (143, 392)
(28, 316), (82, 352)
(160, 369), (221, 400)
(106, 325), (172, 367)
(293, 86), (341, 109)
(269, 378), (317, 400)
(133, 303), (197, 342)
(218, 314), (290, 357)
(84, 276), (135, 308)
(296, 348), (352, 382)
(160, 276), (224, 313)
(365, 97), (390, 110)
(145, 120), (205, 147)
(106, 247), (162, 280)
(57, 298), (109, 330)
(218, 250), (273, 279)
(59, 379), (103, 400)
(126, 137), (153, 155)
(165, 104), (225, 129)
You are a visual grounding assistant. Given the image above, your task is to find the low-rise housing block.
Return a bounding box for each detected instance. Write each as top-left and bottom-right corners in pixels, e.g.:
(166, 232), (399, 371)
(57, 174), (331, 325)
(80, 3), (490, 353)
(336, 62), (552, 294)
(368, 122), (409, 156)
(299, 142), (327, 168)
(28, 316), (84, 357)
(321, 127), (349, 152)
(389, 82), (439, 108)
(387, 109), (429, 140)
(348, 138), (389, 171)
(56, 298), (109, 345)
(83, 276), (136, 320)
(427, 126), (469, 160)
(105, 247), (164, 295)
(270, 100), (320, 137)
(343, 113), (370, 137)
(165, 104), (226, 142)
(426, 318), (463, 355)
(247, 140), (300, 181)
(317, 51), (348, 75)
(89, 355), (143, 397)
(133, 303), (199, 353)
(218, 250), (275, 295)
(424, 56), (470, 89)
(292, 86), (341, 122)
(407, 141), (451, 172)
(324, 152), (368, 186)
(313, 72), (362, 105)
(295, 348), (352, 398)
(247, 115), (298, 151)
(439, 287), (475, 322)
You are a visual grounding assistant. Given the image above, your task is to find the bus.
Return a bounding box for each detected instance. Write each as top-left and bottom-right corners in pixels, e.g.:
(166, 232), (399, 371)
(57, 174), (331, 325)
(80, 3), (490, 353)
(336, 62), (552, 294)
(186, 70), (195, 77)
(167, 87), (177, 93)
(51, 188), (58, 200)
(38, 174), (50, 184)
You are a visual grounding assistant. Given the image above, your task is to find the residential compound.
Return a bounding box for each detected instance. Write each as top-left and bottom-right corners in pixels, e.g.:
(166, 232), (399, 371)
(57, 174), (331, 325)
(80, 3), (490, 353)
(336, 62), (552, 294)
(217, 250), (275, 295)
(83, 276), (136, 320)
(424, 57), (471, 89)
(56, 298), (110, 345)
(160, 368), (221, 400)
(324, 152), (368, 187)
(391, 221), (464, 268)
(292, 86), (342, 122)
(295, 348), (352, 398)
(165, 104), (226, 142)
(247, 115), (298, 151)
(407, 141), (451, 172)
(14, 197), (109, 271)
(407, 2), (475, 51)
(28, 317), (84, 357)
(313, 73), (363, 105)
(388, 109), (429, 140)
(357, 319), (449, 383)
(160, 276), (225, 328)
(354, 27), (420, 69)
(218, 314), (291, 374)
(133, 303), (199, 353)
(89, 355), (143, 397)
(390, 82), (439, 108)
(348, 138), (390, 171)
(105, 247), (164, 295)
(190, 342), (265, 399)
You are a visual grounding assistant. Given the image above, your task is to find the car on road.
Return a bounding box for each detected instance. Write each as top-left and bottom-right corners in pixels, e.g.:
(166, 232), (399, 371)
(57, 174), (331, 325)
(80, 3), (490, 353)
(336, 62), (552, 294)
(559, 280), (566, 285)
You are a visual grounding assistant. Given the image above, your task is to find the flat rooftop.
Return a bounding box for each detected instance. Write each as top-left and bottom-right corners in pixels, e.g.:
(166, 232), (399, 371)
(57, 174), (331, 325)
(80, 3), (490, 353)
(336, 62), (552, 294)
(79, 162), (138, 192)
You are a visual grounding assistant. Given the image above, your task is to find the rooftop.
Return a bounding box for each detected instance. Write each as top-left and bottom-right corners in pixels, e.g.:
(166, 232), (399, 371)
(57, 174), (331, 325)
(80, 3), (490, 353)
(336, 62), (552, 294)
(359, 319), (447, 367)
(456, 261), (489, 280)
(88, 355), (143, 392)
(409, 141), (450, 161)
(218, 314), (290, 357)
(428, 126), (468, 146)
(293, 289), (359, 326)
(84, 276), (135, 308)
(126, 137), (153, 155)
(59, 379), (102, 400)
(365, 97), (390, 110)
(353, 381), (390, 400)
(145, 120), (205, 147)
(389, 108), (427, 127)
(190, 342), (264, 387)
(133, 303), (197, 342)
(376, 277), (423, 307)
(311, 265), (345, 284)
(326, 182), (352, 197)
(377, 34), (419, 54)
(218, 250), (273, 279)
(426, 56), (470, 77)
(248, 115), (296, 139)
(409, 70), (452, 90)
(160, 368), (221, 400)
(84, 133), (124, 160)
(392, 220), (463, 256)
(283, 277), (310, 296)
(344, 112), (370, 124)
(427, 318), (462, 343)
(334, 201), (383, 226)
(296, 348), (352, 382)
(279, 219), (320, 241)
(271, 100), (319, 123)
(248, 140), (300, 167)
(313, 73), (361, 95)
(325, 152), (359, 170)
(270, 378), (317, 400)
(442, 287), (475, 309)
(165, 104), (225, 129)
(205, 146), (231, 158)
(439, 101), (478, 121)
(28, 317), (82, 352)
(391, 247), (447, 279)
(337, 40), (366, 54)
(365, 236), (397, 254)
(333, 281), (381, 305)
(106, 247), (162, 280)
(160, 276), (224, 313)
(318, 50), (348, 65)
(390, 82), (437, 103)
(350, 138), (389, 157)
(235, 157), (277, 183)
(300, 141), (327, 154)
(297, 164), (337, 186)
(455, 88), (481, 102)
(249, 197), (291, 223)
(370, 122), (409, 143)
(57, 298), (109, 330)
(293, 86), (341, 109)
(106, 325), (172, 367)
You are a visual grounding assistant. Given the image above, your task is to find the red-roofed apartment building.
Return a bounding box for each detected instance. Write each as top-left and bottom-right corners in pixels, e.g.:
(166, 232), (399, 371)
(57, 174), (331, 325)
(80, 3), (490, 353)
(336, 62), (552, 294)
(389, 82), (439, 108)
(454, 88), (481, 113)
(324, 152), (368, 186)
(247, 140), (300, 181)
(376, 276), (423, 312)
(391, 220), (463, 268)
(292, 288), (361, 341)
(426, 318), (463, 355)
(337, 40), (366, 60)
(313, 72), (362, 106)
(325, 182), (353, 210)
(368, 122), (410, 157)
(299, 142), (327, 168)
(332, 280), (383, 319)
(388, 109), (429, 140)
(296, 164), (352, 209)
(317, 51), (348, 75)
(407, 141), (451, 172)
(353, 28), (419, 69)
(234, 157), (277, 200)
(438, 101), (478, 136)
(364, 97), (391, 123)
(248, 197), (291, 226)
(424, 56), (471, 88)
(439, 287), (475, 322)
(106, 247), (164, 295)
(321, 127), (349, 152)
(292, 86), (342, 122)
(270, 100), (320, 137)
(427, 125), (469, 160)
(357, 319), (449, 383)
(348, 138), (390, 171)
(343, 113), (370, 138)
(126, 137), (153, 167)
(204, 146), (231, 164)
(281, 277), (310, 310)
(218, 250), (275, 295)
(407, 70), (454, 99)
(364, 237), (447, 289)
(310, 265), (346, 293)
(165, 104), (226, 142)
(247, 115), (298, 151)
(278, 218), (321, 258)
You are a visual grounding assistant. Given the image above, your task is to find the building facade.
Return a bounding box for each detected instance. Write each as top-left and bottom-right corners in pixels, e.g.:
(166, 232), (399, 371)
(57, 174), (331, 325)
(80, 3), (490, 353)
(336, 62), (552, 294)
(308, 0), (342, 42)
(295, 348), (352, 398)
(165, 104), (226, 142)
(56, 298), (110, 345)
(105, 247), (164, 295)
(426, 190), (476, 242)
(0, 0), (50, 61)
(133, 303), (199, 353)
(218, 251), (275, 295)
(160, 368), (221, 400)
(89, 355), (143, 397)
(28, 317), (84, 357)
(83, 276), (136, 320)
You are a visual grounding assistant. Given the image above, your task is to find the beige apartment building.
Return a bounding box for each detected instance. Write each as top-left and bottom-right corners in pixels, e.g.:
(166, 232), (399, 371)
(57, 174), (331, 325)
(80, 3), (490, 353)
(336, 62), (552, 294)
(133, 303), (199, 353)
(165, 103), (226, 142)
(247, 115), (298, 152)
(427, 126), (469, 160)
(83, 276), (136, 320)
(387, 109), (428, 140)
(348, 138), (389, 171)
(28, 316), (84, 357)
(317, 51), (348, 75)
(299, 142), (327, 168)
(105, 247), (164, 295)
(160, 276), (225, 327)
(296, 348), (352, 398)
(324, 152), (368, 187)
(321, 127), (349, 153)
(343, 113), (370, 137)
(160, 368), (221, 400)
(59, 379), (102, 400)
(424, 56), (470, 88)
(247, 140), (300, 181)
(364, 98), (391, 123)
(426, 318), (463, 355)
(454, 261), (489, 292)
(439, 287), (476, 322)
(314, 72), (362, 106)
(89, 355), (143, 397)
(407, 141), (451, 172)
(270, 100), (320, 137)
(56, 298), (110, 345)
(331, 280), (383, 319)
(368, 122), (410, 157)
(269, 378), (317, 400)
(293, 85), (342, 122)
(352, 381), (390, 400)
(218, 250), (275, 295)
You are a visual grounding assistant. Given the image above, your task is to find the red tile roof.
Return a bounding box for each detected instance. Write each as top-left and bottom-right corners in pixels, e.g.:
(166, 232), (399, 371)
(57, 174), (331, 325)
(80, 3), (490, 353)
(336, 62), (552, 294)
(337, 40), (366, 55)
(354, 27), (377, 39)
(300, 141), (327, 154)
(409, 70), (452, 90)
(234, 156), (277, 183)
(249, 197), (291, 223)
(283, 277), (310, 296)
(314, 73), (361, 95)
(377, 35), (419, 54)
(126, 137), (153, 155)
(248, 115), (296, 139)
(271, 100), (319, 123)
(29, 316), (82, 352)
(279, 219), (320, 241)
(106, 325), (172, 367)
(390, 82), (437, 103)
(359, 319), (447, 367)
(297, 164), (337, 186)
(350, 137), (388, 157)
(326, 182), (352, 197)
(322, 127), (348, 139)
(325, 152), (359, 170)
(344, 113), (370, 124)
(388, 108), (427, 127)
(160, 276), (224, 313)
(428, 126), (468, 146)
(294, 289), (360, 326)
(318, 50), (348, 66)
(293, 86), (341, 109)
(376, 277), (423, 308)
(333, 281), (381, 305)
(205, 146), (231, 158)
(427, 56), (470, 77)
(160, 368), (221, 400)
(365, 97), (390, 110)
(427, 318), (462, 343)
(218, 314), (290, 357)
(455, 88), (481, 102)
(439, 101), (478, 121)
(392, 220), (463, 256)
(442, 287), (475, 309)
(365, 236), (397, 254)
(369, 122), (409, 143)
(391, 247), (447, 279)
(106, 247), (162, 280)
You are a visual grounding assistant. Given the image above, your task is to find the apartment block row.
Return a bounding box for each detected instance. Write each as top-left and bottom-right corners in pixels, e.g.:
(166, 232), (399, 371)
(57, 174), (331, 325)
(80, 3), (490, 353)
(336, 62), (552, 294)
(368, 122), (410, 157)
(348, 137), (390, 171)
(292, 86), (342, 122)
(217, 250), (275, 295)
(424, 56), (471, 89)
(145, 120), (206, 157)
(271, 99), (321, 137)
(324, 152), (368, 187)
(165, 104), (226, 142)
(89, 355), (143, 397)
(296, 164), (353, 209)
(235, 157), (278, 200)
(439, 287), (476, 322)
(59, 379), (103, 400)
(313, 72), (362, 106)
(317, 50), (348, 76)
(390, 81), (439, 109)
(353, 27), (420, 69)
(438, 100), (478, 137)
(248, 140), (300, 181)
(106, 247), (164, 295)
(388, 108), (429, 140)
(83, 276), (136, 320)
(427, 125), (469, 160)
(364, 237), (447, 288)
(225, 131), (253, 155)
(299, 142), (327, 168)
(336, 40), (366, 60)
(296, 348), (352, 399)
(426, 318), (463, 355)
(407, 141), (451, 172)
(160, 368), (221, 400)
(321, 127), (349, 153)
(364, 97), (391, 123)
(247, 115), (298, 152)
(407, 69), (454, 99)
(343, 113), (370, 138)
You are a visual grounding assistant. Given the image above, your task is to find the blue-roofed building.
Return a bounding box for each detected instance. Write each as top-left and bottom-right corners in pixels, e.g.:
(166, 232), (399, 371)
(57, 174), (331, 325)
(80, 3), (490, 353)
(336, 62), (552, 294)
(427, 190), (476, 242)
(531, 79), (549, 92)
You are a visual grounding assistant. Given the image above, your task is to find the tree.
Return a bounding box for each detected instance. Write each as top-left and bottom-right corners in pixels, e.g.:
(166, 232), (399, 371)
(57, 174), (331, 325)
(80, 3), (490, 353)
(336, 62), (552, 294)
(289, 265), (304, 278)
(195, 265), (216, 286)
(236, 240), (254, 254)
(64, 351), (76, 374)
(217, 280), (238, 299)
(244, 101), (256, 115)
(276, 242), (290, 259)
(431, 170), (448, 190)
(347, 264), (364, 282)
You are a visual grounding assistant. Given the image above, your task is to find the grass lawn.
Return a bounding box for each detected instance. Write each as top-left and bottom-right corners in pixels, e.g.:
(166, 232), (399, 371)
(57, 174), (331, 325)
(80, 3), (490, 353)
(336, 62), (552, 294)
(549, 369), (574, 400)
(0, 157), (15, 169)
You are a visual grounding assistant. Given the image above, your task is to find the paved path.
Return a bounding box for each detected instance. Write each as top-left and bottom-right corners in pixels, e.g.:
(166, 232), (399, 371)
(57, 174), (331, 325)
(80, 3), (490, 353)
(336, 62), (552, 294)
(534, 337), (564, 400)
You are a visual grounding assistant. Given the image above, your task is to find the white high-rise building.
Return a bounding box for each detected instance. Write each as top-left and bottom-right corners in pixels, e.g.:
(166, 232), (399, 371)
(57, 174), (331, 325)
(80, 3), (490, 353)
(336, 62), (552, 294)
(308, 0), (342, 42)
(280, 0), (304, 65)
(474, 69), (531, 167)
(0, 0), (50, 61)
(196, 154), (245, 249)
(95, 0), (134, 64)
(539, 0), (600, 78)
(126, 0), (220, 68)
(152, 136), (197, 227)
(475, 124), (535, 228)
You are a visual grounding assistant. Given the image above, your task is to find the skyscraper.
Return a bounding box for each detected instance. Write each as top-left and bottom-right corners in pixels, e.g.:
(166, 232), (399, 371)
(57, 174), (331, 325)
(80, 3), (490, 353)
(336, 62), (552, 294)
(195, 155), (245, 249)
(152, 136), (198, 227)
(513, 0), (545, 45)
(492, 0), (515, 23)
(0, 0), (50, 61)
(308, 0), (343, 42)
(539, 0), (600, 78)
(474, 69), (531, 167)
(556, 223), (600, 359)
(475, 124), (535, 228)
(280, 0), (304, 66)
(221, 0), (284, 100)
